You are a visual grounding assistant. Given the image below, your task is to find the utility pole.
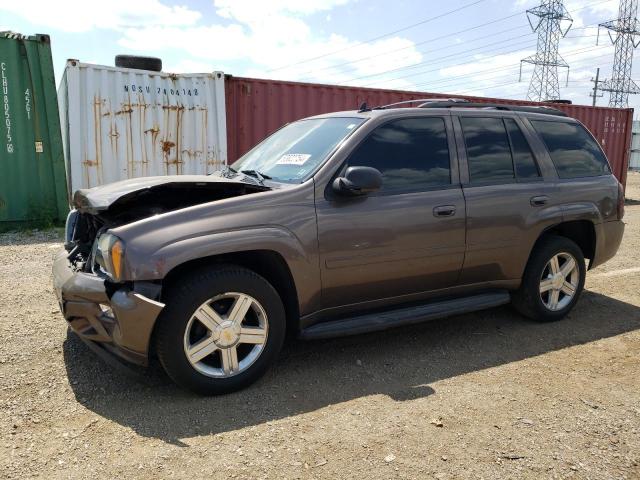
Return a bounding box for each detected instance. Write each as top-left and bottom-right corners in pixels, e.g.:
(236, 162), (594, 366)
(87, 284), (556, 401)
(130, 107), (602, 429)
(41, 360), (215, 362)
(590, 67), (604, 106)
(520, 0), (573, 102)
(598, 0), (640, 108)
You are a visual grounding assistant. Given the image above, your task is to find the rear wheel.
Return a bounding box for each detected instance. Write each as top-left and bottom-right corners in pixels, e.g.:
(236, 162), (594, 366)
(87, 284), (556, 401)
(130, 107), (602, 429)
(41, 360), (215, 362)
(512, 236), (586, 322)
(156, 266), (286, 395)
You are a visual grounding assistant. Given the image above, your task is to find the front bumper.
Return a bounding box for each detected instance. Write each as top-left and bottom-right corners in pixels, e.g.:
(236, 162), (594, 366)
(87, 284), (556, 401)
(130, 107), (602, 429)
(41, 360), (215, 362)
(53, 249), (164, 366)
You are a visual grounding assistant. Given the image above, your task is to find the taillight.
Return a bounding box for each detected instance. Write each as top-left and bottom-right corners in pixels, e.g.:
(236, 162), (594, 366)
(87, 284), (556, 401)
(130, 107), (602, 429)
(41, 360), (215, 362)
(617, 181), (625, 220)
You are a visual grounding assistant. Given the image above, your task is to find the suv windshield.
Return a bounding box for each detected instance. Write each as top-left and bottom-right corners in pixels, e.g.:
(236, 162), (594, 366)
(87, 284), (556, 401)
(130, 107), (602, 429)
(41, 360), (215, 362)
(230, 117), (365, 183)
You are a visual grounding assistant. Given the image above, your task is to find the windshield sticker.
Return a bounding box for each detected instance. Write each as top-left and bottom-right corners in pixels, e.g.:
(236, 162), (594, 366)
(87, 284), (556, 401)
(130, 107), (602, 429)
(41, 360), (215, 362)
(277, 154), (311, 166)
(346, 123), (357, 129)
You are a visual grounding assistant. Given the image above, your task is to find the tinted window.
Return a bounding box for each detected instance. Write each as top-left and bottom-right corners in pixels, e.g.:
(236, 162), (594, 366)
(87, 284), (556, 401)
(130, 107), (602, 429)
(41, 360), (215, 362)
(531, 120), (611, 178)
(347, 117), (450, 191)
(504, 118), (540, 179)
(461, 117), (514, 183)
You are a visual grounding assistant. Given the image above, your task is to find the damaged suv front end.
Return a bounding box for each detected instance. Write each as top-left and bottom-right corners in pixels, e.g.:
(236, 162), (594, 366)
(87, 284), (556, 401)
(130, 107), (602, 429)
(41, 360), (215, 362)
(53, 174), (271, 365)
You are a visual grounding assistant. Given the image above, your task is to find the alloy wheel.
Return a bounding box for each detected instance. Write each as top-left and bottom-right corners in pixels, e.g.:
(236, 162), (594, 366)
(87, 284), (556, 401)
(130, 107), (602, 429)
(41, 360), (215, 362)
(183, 292), (269, 378)
(539, 252), (579, 311)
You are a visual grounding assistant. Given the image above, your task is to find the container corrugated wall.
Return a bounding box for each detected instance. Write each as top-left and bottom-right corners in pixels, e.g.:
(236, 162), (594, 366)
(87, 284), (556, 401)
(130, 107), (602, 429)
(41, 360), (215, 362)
(0, 32), (68, 225)
(630, 121), (640, 169)
(225, 76), (633, 185)
(59, 61), (227, 193)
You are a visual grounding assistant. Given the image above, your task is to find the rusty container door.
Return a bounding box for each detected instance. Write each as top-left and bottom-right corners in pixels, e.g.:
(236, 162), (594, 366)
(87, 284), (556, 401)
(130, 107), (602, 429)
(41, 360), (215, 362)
(225, 76), (632, 185)
(0, 32), (68, 225)
(59, 61), (227, 193)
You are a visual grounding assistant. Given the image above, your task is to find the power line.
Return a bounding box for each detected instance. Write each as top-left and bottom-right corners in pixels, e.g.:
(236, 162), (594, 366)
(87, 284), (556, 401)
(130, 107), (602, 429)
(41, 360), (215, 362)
(266, 0), (490, 73)
(415, 51), (606, 93)
(336, 20), (605, 87)
(416, 49), (613, 94)
(360, 40), (538, 87)
(273, 0), (612, 92)
(298, 12), (603, 82)
(437, 53), (613, 94)
(419, 44), (610, 89)
(339, 33), (536, 85)
(296, 18), (528, 80)
(357, 33), (605, 89)
(293, 0), (611, 81)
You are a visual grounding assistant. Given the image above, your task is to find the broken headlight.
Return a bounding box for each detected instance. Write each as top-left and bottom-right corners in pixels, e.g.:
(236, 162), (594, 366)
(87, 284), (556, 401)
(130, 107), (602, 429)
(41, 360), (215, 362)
(95, 233), (125, 281)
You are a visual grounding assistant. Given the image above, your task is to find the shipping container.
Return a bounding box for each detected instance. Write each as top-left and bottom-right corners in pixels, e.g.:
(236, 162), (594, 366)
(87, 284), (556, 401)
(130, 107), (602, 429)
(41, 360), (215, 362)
(225, 76), (633, 186)
(0, 32), (68, 225)
(630, 120), (640, 169)
(59, 61), (227, 193)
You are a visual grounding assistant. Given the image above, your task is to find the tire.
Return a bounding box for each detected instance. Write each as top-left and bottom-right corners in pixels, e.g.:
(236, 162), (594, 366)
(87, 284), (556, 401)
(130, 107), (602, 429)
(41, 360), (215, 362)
(155, 265), (286, 395)
(512, 235), (586, 322)
(115, 55), (162, 72)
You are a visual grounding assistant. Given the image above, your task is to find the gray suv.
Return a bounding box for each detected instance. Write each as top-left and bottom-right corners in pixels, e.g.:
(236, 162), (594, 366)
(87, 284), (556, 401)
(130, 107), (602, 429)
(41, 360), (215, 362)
(53, 100), (625, 395)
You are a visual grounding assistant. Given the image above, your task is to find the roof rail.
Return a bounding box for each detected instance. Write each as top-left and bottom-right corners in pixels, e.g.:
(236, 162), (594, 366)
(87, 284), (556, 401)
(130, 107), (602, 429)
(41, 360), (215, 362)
(418, 100), (568, 117)
(373, 98), (469, 110)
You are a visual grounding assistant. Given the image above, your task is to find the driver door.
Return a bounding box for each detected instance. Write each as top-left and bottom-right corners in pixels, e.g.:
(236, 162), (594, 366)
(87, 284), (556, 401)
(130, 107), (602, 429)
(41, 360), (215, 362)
(315, 115), (466, 311)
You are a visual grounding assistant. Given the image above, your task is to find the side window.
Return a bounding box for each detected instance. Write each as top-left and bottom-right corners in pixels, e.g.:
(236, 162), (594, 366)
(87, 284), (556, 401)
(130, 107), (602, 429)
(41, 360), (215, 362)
(504, 118), (540, 179)
(347, 117), (451, 192)
(460, 117), (514, 183)
(531, 120), (611, 178)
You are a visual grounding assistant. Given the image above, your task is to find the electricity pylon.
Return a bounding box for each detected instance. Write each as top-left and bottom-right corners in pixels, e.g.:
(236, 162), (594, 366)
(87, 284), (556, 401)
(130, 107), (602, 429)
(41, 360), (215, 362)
(598, 0), (640, 108)
(520, 0), (573, 101)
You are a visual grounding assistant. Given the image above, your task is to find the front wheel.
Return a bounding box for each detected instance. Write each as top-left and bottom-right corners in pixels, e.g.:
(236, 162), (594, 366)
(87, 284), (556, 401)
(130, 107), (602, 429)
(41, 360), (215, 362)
(512, 235), (586, 322)
(155, 266), (286, 395)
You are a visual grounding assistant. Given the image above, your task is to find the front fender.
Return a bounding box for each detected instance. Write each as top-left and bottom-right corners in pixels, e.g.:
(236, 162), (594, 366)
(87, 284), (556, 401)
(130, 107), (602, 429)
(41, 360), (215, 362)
(125, 226), (319, 316)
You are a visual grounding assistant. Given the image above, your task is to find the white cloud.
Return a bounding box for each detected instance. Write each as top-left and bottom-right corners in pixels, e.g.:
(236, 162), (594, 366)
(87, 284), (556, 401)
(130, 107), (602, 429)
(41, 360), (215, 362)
(214, 0), (350, 23)
(164, 59), (219, 74)
(115, 0), (423, 84)
(0, 0), (422, 85)
(0, 0), (200, 33)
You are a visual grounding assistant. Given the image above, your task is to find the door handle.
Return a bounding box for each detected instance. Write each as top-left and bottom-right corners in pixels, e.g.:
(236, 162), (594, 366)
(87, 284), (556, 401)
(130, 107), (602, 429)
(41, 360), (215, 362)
(433, 205), (456, 217)
(530, 195), (549, 207)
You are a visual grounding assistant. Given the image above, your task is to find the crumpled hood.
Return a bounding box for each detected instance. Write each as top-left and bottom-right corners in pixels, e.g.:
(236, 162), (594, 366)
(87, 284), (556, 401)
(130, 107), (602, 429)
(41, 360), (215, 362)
(72, 174), (268, 214)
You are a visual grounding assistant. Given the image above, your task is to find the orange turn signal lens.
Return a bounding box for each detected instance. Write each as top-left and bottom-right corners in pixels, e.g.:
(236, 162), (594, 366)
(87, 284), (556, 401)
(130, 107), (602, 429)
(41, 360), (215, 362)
(110, 240), (124, 280)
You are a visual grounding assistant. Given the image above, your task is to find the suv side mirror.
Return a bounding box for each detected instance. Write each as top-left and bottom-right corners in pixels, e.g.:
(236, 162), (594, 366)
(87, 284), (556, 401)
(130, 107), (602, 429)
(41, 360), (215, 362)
(332, 166), (383, 197)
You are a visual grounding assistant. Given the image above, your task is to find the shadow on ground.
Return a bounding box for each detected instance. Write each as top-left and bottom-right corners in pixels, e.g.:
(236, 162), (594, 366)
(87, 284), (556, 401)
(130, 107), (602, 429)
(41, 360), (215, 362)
(63, 290), (640, 445)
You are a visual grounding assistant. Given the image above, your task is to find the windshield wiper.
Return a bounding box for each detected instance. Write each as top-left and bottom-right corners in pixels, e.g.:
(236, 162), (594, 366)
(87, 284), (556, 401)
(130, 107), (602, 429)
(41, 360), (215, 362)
(211, 165), (238, 178)
(240, 169), (272, 184)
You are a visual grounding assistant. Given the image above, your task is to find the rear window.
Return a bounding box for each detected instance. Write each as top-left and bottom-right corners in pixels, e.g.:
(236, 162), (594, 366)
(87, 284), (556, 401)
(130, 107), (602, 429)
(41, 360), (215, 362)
(460, 117), (514, 183)
(531, 120), (611, 178)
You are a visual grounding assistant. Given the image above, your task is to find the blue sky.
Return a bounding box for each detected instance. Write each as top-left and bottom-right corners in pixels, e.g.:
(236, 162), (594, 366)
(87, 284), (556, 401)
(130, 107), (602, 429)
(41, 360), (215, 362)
(0, 0), (633, 109)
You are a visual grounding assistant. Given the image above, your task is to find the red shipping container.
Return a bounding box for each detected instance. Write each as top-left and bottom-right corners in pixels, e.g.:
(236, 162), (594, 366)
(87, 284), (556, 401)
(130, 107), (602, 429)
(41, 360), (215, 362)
(225, 76), (633, 186)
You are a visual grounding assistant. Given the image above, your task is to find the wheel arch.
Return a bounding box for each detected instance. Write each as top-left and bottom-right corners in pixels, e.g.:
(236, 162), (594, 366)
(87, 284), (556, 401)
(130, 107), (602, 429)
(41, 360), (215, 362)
(532, 219), (596, 266)
(160, 249), (301, 337)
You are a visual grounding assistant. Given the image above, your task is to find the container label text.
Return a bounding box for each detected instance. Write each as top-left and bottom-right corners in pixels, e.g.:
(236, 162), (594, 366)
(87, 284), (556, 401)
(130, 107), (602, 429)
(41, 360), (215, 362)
(1, 62), (13, 154)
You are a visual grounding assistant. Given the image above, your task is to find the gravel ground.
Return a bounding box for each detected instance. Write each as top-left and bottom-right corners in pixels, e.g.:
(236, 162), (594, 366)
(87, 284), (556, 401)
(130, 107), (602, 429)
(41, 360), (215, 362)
(1, 174), (640, 479)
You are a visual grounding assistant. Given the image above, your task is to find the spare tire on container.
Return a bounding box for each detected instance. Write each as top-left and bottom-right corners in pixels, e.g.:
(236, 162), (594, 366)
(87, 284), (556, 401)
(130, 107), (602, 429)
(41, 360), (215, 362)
(115, 55), (162, 72)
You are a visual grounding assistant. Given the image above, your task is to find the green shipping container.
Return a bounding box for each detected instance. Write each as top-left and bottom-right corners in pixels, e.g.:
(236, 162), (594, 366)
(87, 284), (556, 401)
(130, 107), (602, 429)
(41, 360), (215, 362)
(0, 32), (68, 226)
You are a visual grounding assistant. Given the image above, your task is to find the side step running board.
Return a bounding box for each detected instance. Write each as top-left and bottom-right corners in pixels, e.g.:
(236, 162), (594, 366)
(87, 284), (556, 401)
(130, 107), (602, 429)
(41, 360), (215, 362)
(299, 291), (511, 340)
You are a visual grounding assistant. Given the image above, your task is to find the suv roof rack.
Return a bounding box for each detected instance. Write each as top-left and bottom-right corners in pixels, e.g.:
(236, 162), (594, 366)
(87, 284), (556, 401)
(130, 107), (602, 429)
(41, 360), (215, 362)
(373, 98), (469, 110)
(418, 100), (568, 117)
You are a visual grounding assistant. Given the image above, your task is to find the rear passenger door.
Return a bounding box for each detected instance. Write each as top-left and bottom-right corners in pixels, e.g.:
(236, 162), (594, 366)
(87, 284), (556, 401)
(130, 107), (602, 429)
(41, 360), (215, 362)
(454, 114), (560, 285)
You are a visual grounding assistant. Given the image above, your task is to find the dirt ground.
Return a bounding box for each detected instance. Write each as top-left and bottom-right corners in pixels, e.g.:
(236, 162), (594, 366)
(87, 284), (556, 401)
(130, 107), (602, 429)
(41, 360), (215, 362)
(1, 175), (640, 480)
